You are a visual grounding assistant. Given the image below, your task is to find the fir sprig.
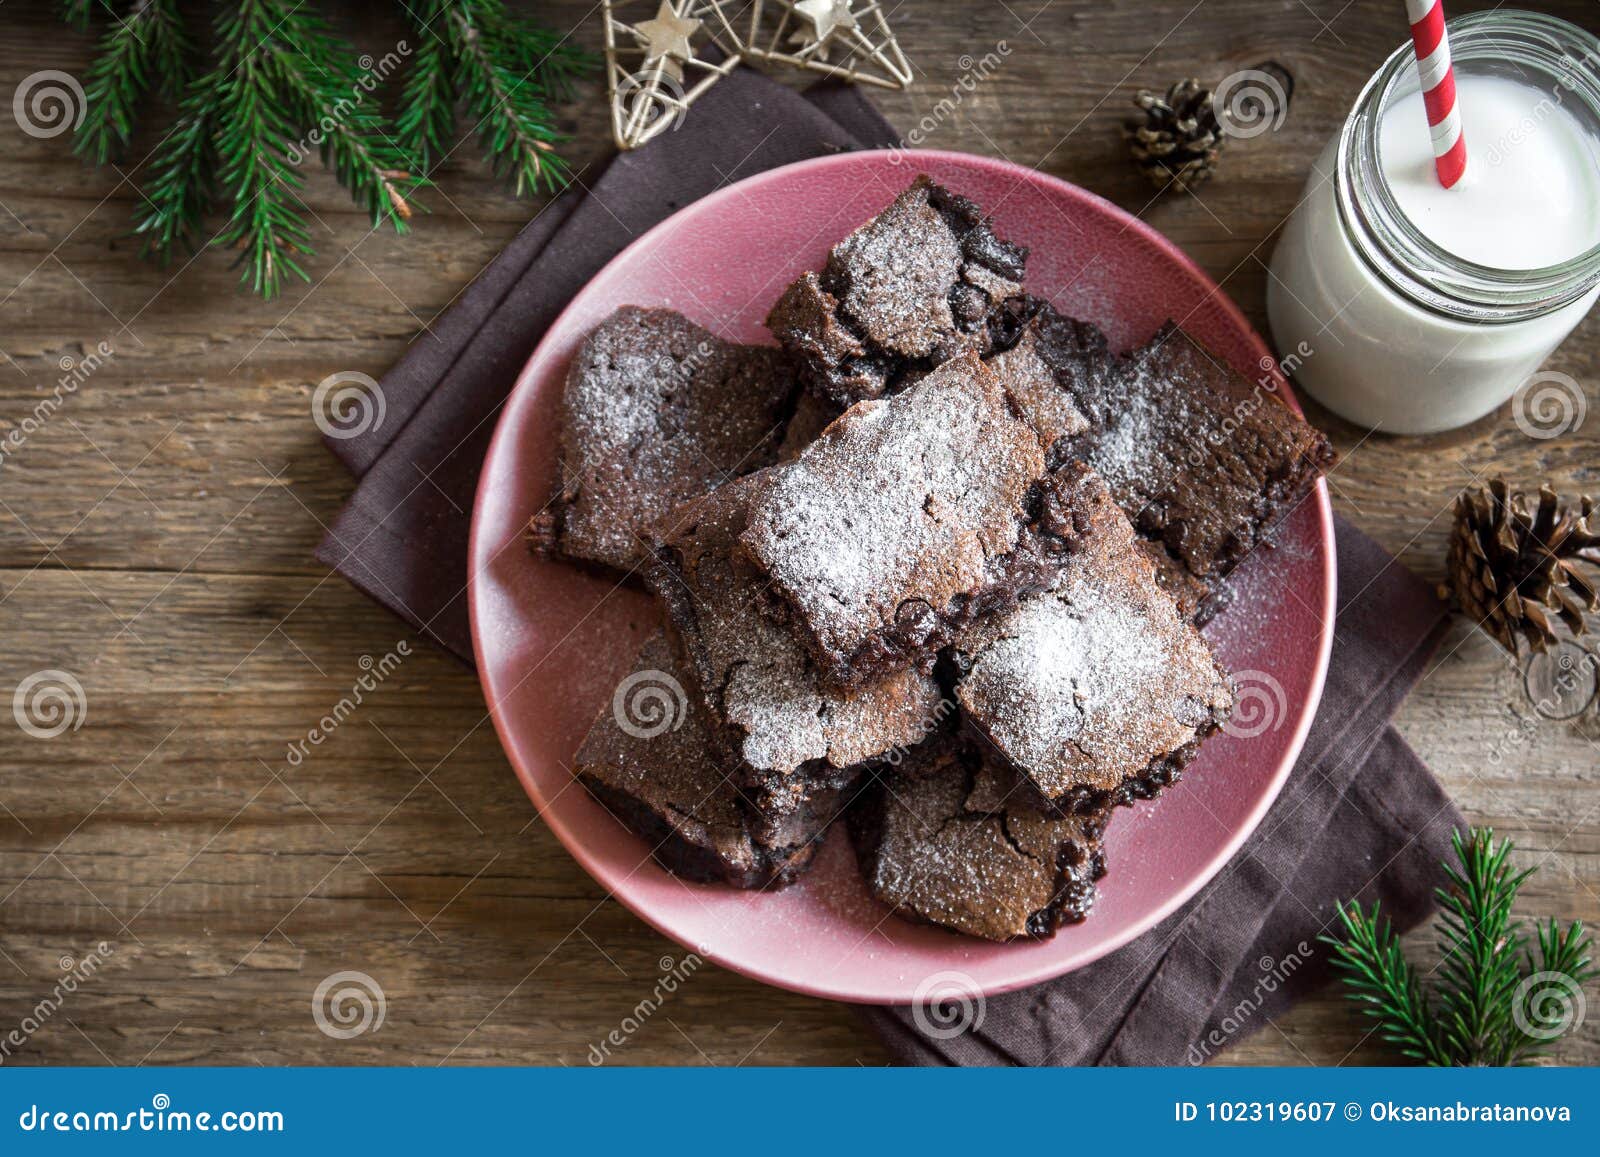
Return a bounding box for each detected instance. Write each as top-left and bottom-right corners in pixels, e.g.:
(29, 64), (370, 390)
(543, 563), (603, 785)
(60, 0), (591, 298)
(208, 41), (315, 298)
(396, 0), (593, 185)
(59, 0), (95, 33)
(156, 0), (421, 297)
(131, 69), (219, 263)
(249, 2), (419, 232)
(394, 22), (457, 171)
(74, 0), (192, 165)
(1323, 828), (1596, 1066)
(1323, 901), (1448, 1064)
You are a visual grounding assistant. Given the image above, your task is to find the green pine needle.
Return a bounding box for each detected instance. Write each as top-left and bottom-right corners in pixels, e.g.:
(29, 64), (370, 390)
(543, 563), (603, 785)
(131, 69), (218, 263)
(60, 0), (590, 299)
(397, 0), (592, 192)
(73, 0), (191, 165)
(210, 51), (315, 298)
(440, 0), (577, 196)
(477, 2), (592, 103)
(59, 0), (94, 33)
(250, 2), (424, 233)
(395, 23), (457, 171)
(1325, 900), (1449, 1065)
(1321, 828), (1595, 1066)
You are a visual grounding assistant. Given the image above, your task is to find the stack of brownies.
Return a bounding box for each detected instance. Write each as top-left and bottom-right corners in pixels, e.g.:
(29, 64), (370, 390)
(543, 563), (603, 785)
(531, 175), (1335, 942)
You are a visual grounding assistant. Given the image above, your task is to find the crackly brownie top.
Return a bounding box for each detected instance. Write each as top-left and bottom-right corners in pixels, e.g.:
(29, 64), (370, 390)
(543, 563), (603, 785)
(852, 741), (1108, 941)
(766, 175), (1026, 407)
(738, 354), (1048, 675)
(543, 306), (800, 572)
(649, 472), (944, 780)
(985, 327), (1092, 461)
(574, 634), (759, 875)
(1067, 322), (1335, 578)
(953, 463), (1233, 802)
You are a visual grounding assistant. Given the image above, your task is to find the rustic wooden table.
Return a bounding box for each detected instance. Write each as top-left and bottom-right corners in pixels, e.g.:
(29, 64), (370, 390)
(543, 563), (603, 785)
(1, 0), (1596, 1067)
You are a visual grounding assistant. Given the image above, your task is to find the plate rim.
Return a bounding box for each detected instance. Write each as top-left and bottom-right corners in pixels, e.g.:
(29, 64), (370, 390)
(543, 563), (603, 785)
(468, 147), (1336, 1004)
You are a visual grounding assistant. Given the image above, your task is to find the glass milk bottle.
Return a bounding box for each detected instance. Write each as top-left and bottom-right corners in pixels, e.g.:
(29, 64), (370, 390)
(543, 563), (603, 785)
(1267, 11), (1600, 435)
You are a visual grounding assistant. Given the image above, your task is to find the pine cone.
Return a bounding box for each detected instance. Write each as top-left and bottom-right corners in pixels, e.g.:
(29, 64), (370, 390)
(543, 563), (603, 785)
(1444, 478), (1600, 655)
(1125, 79), (1225, 192)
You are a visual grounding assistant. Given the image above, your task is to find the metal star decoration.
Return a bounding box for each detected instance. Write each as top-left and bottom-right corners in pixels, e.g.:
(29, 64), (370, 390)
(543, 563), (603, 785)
(601, 1), (744, 150)
(600, 0), (911, 150)
(743, 0), (911, 87)
(632, 0), (703, 82)
(792, 0), (858, 48)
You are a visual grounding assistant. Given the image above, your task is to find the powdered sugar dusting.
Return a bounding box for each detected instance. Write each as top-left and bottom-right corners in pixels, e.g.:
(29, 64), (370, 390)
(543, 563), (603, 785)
(1086, 359), (1187, 499)
(963, 580), (1169, 788)
(742, 356), (1045, 660)
(662, 476), (942, 778)
(956, 477), (1231, 799)
(557, 306), (794, 569)
(833, 186), (961, 358)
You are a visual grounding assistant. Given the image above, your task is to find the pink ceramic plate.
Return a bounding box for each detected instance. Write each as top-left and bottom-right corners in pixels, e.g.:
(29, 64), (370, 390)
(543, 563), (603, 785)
(469, 150), (1335, 1004)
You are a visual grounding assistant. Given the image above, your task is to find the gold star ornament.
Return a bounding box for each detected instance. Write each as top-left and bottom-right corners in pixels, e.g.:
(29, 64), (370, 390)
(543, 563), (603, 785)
(745, 1), (911, 88)
(632, 1), (703, 82)
(599, 1), (910, 150)
(793, 0), (858, 46)
(601, 1), (743, 149)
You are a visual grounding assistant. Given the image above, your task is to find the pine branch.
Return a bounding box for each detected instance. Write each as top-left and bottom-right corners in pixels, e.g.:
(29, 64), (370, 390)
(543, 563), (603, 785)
(251, 2), (422, 230)
(1326, 827), (1595, 1065)
(1323, 901), (1448, 1065)
(60, 0), (589, 297)
(209, 0), (318, 299)
(59, 0), (94, 32)
(197, 0), (427, 295)
(395, 11), (456, 171)
(478, 2), (592, 102)
(73, 0), (192, 164)
(211, 74), (314, 298)
(1504, 918), (1597, 1065)
(445, 0), (572, 196)
(1433, 828), (1531, 1065)
(131, 69), (218, 263)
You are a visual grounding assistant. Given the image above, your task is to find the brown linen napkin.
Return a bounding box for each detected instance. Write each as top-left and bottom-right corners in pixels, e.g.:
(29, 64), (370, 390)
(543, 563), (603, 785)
(860, 517), (1464, 1065)
(316, 72), (1464, 1064)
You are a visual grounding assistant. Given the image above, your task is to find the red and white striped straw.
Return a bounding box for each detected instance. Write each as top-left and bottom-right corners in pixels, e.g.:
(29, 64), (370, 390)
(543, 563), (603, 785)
(1404, 0), (1467, 187)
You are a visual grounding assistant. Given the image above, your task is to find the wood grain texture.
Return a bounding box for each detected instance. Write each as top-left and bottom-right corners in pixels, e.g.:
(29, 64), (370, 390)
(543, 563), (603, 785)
(1, 0), (1596, 1067)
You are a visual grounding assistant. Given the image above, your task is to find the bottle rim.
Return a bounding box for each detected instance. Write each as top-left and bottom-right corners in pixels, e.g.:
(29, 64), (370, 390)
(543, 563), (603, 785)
(1336, 10), (1600, 323)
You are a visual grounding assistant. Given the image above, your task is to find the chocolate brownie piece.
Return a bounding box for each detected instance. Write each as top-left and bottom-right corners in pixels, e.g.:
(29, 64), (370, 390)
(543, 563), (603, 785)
(646, 472), (948, 838)
(766, 175), (1026, 408)
(1066, 321), (1336, 581)
(532, 306), (801, 573)
(982, 298), (1106, 468)
(983, 300), (1227, 617)
(849, 739), (1110, 941)
(950, 463), (1234, 812)
(737, 353), (1068, 688)
(573, 635), (819, 888)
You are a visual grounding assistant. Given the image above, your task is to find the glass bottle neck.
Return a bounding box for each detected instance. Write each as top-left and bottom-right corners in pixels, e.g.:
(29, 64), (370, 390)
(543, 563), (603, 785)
(1335, 11), (1600, 324)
